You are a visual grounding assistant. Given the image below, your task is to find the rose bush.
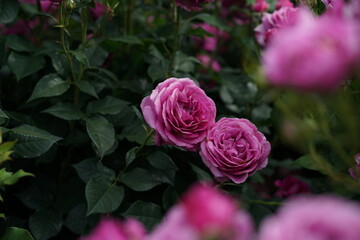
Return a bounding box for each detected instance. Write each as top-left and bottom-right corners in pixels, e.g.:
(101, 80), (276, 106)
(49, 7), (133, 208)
(200, 118), (271, 183)
(141, 78), (216, 151)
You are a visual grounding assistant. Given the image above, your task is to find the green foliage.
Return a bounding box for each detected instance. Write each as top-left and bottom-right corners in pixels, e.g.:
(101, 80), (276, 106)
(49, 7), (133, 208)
(0, 227), (34, 240)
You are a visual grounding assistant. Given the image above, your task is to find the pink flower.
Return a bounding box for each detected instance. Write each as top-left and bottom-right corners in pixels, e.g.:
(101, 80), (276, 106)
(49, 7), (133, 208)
(275, 0), (294, 10)
(140, 78), (216, 151)
(349, 153), (360, 179)
(255, 7), (299, 46)
(275, 176), (310, 198)
(200, 118), (271, 184)
(174, 0), (215, 12)
(221, 0), (251, 25)
(258, 196), (360, 240)
(193, 23), (229, 52)
(19, 0), (58, 13)
(252, 0), (269, 12)
(197, 54), (221, 72)
(262, 9), (360, 92)
(148, 183), (254, 240)
(90, 2), (109, 20)
(80, 217), (146, 240)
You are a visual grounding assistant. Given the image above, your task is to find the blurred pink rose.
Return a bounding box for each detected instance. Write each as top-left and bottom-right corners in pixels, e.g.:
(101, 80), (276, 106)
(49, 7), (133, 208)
(193, 23), (229, 52)
(19, 0), (58, 13)
(255, 7), (299, 46)
(275, 176), (310, 198)
(90, 2), (109, 20)
(262, 9), (360, 92)
(148, 183), (254, 240)
(140, 78), (216, 151)
(275, 0), (294, 9)
(258, 196), (360, 240)
(349, 153), (360, 179)
(80, 217), (146, 240)
(200, 118), (271, 184)
(197, 54), (221, 72)
(174, 0), (215, 11)
(253, 0), (269, 12)
(221, 0), (251, 25)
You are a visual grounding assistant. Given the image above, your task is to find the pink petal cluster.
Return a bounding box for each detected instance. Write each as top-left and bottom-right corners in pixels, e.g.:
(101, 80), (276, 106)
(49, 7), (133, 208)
(148, 183), (254, 240)
(193, 23), (229, 52)
(262, 8), (360, 92)
(275, 0), (294, 9)
(174, 0), (215, 12)
(200, 118), (271, 183)
(275, 176), (310, 198)
(349, 153), (360, 179)
(258, 196), (360, 240)
(90, 1), (109, 20)
(197, 54), (222, 72)
(252, 0), (269, 12)
(255, 7), (299, 46)
(140, 78), (216, 151)
(80, 217), (146, 240)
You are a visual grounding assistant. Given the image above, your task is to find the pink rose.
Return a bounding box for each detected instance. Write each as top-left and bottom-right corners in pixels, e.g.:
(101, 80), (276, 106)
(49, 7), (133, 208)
(349, 153), (360, 179)
(252, 0), (269, 12)
(275, 0), (294, 10)
(262, 9), (360, 92)
(148, 183), (254, 240)
(275, 176), (310, 198)
(193, 23), (229, 52)
(197, 54), (222, 72)
(174, 0), (215, 11)
(258, 196), (360, 240)
(200, 118), (271, 183)
(80, 217), (146, 240)
(90, 2), (110, 20)
(141, 78), (216, 151)
(221, 0), (251, 25)
(255, 7), (299, 46)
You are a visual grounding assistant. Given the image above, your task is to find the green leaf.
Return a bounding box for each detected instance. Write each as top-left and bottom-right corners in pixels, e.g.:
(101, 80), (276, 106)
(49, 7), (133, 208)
(191, 13), (230, 31)
(120, 168), (161, 191)
(86, 96), (129, 115)
(29, 209), (62, 240)
(190, 163), (212, 181)
(50, 53), (69, 76)
(109, 36), (143, 45)
(85, 178), (124, 216)
(0, 213), (4, 219)
(85, 45), (108, 67)
(118, 118), (147, 144)
(6, 35), (36, 52)
(293, 155), (319, 171)
(1, 227), (34, 240)
(123, 201), (162, 231)
(125, 147), (137, 167)
(76, 80), (98, 98)
(42, 103), (83, 121)
(7, 52), (45, 81)
(0, 168), (34, 185)
(73, 158), (115, 183)
(184, 27), (214, 38)
(7, 124), (62, 158)
(0, 0), (19, 24)
(86, 115), (115, 158)
(0, 108), (8, 119)
(64, 204), (90, 235)
(27, 73), (70, 102)
(148, 151), (178, 170)
(251, 104), (272, 122)
(72, 50), (90, 67)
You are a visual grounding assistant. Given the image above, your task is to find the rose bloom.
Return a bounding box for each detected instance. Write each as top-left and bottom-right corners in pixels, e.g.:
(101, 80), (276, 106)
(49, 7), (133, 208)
(200, 118), (270, 184)
(275, 0), (294, 10)
(275, 176), (310, 198)
(141, 78), (216, 151)
(90, 1), (110, 20)
(252, 0), (269, 12)
(80, 217), (146, 240)
(197, 54), (222, 72)
(255, 7), (299, 46)
(174, 0), (215, 11)
(148, 183), (254, 240)
(262, 9), (360, 92)
(258, 196), (360, 240)
(193, 23), (229, 52)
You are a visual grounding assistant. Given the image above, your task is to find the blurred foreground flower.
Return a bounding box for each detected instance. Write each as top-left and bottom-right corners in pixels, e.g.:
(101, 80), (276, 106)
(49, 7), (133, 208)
(197, 54), (222, 72)
(148, 183), (254, 240)
(193, 23), (229, 52)
(258, 196), (360, 240)
(200, 118), (270, 183)
(252, 0), (269, 12)
(141, 78), (216, 151)
(275, 0), (294, 10)
(262, 8), (359, 92)
(275, 176), (310, 198)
